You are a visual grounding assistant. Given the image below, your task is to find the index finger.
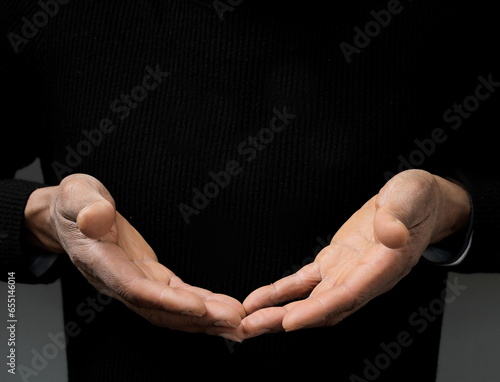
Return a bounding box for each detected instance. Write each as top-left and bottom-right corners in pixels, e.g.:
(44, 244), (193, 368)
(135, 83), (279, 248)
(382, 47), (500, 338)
(242, 262), (321, 314)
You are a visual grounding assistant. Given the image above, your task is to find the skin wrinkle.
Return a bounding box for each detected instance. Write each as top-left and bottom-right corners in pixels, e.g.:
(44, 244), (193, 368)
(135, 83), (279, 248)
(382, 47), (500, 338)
(355, 226), (375, 246)
(300, 261), (320, 281)
(130, 259), (164, 280)
(59, 181), (96, 219)
(336, 283), (363, 314)
(292, 267), (307, 288)
(117, 276), (168, 308)
(84, 243), (129, 282)
(324, 298), (370, 327)
(378, 173), (436, 224)
(270, 282), (282, 304)
(363, 256), (410, 296)
(44, 198), (65, 252)
(319, 275), (335, 287)
(329, 240), (362, 254)
(310, 276), (334, 299)
(54, 215), (77, 248)
(408, 212), (432, 230)
(324, 248), (361, 285)
(328, 241), (363, 260)
(120, 274), (145, 293)
(71, 247), (100, 277)
(157, 282), (172, 304)
(312, 282), (358, 323)
(170, 275), (189, 290)
(271, 263), (320, 305)
(307, 296), (330, 318)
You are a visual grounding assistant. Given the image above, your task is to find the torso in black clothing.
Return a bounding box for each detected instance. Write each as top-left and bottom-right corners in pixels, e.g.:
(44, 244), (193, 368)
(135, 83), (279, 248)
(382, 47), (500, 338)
(1, 1), (487, 380)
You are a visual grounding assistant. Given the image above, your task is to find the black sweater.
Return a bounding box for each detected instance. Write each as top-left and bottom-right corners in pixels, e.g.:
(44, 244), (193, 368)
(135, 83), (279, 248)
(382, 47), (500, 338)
(1, 1), (499, 381)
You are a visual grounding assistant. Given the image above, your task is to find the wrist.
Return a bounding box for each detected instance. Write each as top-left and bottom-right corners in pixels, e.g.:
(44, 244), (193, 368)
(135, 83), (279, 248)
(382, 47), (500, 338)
(431, 175), (472, 244)
(23, 186), (64, 253)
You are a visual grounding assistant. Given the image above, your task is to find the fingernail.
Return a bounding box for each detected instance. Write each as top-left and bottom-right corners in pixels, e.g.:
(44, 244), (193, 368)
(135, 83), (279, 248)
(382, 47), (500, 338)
(214, 320), (238, 328)
(284, 325), (303, 332)
(219, 333), (243, 343)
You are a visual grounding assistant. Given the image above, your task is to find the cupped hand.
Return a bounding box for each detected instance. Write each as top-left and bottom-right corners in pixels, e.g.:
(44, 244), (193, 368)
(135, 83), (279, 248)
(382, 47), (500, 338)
(238, 170), (471, 339)
(25, 173), (245, 339)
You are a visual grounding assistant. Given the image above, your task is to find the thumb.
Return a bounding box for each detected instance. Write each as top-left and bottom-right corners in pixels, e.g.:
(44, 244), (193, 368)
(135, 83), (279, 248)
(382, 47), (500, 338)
(373, 207), (410, 249)
(373, 170), (437, 249)
(58, 174), (116, 239)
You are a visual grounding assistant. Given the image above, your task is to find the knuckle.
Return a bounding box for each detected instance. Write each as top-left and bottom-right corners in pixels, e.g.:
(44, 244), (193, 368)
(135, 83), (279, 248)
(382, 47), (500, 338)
(59, 177), (91, 200)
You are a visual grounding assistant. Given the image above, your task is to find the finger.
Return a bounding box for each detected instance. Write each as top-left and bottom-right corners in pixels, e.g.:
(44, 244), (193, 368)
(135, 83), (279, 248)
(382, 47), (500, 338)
(282, 259), (402, 331)
(205, 300), (244, 328)
(282, 284), (358, 331)
(168, 277), (246, 319)
(88, 241), (207, 316)
(240, 307), (287, 338)
(124, 299), (245, 342)
(239, 299), (307, 339)
(116, 276), (208, 317)
(88, 243), (245, 322)
(203, 300), (246, 341)
(133, 300), (243, 330)
(58, 174), (116, 239)
(204, 292), (246, 319)
(132, 261), (246, 319)
(243, 262), (321, 314)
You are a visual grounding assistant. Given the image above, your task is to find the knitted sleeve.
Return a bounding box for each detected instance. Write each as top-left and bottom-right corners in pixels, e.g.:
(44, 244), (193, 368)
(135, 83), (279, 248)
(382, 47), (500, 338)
(426, 2), (500, 273)
(398, 1), (500, 274)
(0, 27), (61, 284)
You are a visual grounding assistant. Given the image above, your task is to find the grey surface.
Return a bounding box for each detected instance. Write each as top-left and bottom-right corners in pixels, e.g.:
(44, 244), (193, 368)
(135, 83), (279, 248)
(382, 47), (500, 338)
(1, 281), (67, 382)
(1, 159), (67, 382)
(1, 159), (499, 382)
(437, 272), (500, 382)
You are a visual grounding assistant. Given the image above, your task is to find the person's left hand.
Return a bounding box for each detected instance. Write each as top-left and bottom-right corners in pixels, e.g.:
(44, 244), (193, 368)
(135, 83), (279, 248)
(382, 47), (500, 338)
(237, 169), (471, 339)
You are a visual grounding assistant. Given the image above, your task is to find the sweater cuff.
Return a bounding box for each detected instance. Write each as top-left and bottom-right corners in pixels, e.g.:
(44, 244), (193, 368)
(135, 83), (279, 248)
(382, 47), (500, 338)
(422, 230), (474, 266)
(422, 189), (474, 267)
(442, 170), (500, 272)
(0, 179), (46, 277)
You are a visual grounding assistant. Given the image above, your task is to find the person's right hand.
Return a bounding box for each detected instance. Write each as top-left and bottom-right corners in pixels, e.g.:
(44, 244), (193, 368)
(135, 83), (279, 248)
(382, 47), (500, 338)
(23, 173), (245, 340)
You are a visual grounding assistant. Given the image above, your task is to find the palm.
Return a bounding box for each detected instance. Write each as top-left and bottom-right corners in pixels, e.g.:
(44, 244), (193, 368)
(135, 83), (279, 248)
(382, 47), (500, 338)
(239, 189), (437, 338)
(62, 208), (245, 336)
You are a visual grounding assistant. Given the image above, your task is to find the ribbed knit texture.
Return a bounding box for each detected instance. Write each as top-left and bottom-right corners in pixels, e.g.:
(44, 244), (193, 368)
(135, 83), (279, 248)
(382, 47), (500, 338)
(1, 1), (498, 381)
(0, 180), (41, 273)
